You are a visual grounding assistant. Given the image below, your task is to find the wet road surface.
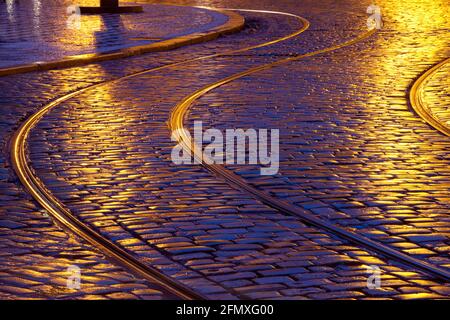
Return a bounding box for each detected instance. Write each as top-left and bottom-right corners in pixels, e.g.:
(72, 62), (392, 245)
(1, 0), (450, 299)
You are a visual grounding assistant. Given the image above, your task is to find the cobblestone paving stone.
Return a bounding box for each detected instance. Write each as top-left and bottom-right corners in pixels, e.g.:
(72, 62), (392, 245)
(187, 0), (450, 272)
(21, 0), (450, 299)
(0, 0), (228, 68)
(422, 62), (450, 132)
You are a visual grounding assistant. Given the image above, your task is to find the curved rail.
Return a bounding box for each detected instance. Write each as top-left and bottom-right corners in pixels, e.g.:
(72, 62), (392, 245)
(10, 9), (310, 300)
(169, 29), (450, 283)
(409, 57), (450, 136)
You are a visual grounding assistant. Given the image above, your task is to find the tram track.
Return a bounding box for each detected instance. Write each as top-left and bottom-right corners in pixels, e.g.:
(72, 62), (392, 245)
(10, 8), (310, 300)
(168, 30), (450, 283)
(12, 4), (448, 300)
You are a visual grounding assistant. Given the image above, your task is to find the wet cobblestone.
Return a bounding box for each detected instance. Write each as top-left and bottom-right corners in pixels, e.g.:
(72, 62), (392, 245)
(2, 0), (449, 299)
(0, 184), (173, 299)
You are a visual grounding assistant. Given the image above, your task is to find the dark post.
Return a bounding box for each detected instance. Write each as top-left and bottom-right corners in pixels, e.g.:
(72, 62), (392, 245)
(100, 0), (119, 9)
(80, 0), (143, 14)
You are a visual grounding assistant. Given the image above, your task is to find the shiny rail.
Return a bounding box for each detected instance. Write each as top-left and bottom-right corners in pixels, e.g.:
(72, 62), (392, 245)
(10, 8), (310, 300)
(409, 57), (450, 136)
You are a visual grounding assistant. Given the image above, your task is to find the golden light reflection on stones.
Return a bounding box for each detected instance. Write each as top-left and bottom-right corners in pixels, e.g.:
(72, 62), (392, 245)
(348, 0), (450, 208)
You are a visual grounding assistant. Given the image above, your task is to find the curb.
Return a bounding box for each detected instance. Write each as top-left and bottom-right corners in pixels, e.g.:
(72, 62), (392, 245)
(409, 57), (450, 137)
(0, 7), (244, 77)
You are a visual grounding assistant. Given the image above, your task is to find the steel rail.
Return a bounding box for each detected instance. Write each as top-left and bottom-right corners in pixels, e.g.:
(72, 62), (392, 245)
(409, 57), (450, 136)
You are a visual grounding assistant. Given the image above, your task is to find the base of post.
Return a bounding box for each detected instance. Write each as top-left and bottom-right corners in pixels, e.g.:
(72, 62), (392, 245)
(79, 6), (143, 14)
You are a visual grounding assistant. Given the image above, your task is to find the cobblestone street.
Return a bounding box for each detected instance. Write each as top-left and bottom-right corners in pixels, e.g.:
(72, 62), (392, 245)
(0, 0), (449, 300)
